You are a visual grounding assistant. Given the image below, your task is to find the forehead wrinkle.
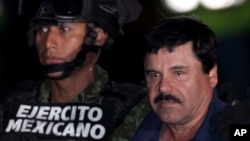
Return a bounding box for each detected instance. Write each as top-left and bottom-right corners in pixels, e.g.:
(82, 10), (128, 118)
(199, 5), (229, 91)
(170, 65), (189, 71)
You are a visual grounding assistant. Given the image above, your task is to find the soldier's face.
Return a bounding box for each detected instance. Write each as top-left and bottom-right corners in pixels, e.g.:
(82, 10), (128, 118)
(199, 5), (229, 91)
(35, 22), (88, 77)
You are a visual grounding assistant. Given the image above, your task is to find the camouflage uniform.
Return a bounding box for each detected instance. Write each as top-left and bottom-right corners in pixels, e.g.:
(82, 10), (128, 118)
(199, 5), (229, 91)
(0, 65), (151, 141)
(111, 96), (150, 141)
(39, 65), (109, 104)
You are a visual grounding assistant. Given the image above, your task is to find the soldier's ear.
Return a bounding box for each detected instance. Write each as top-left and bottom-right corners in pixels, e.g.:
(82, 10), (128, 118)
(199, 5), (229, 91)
(94, 27), (109, 47)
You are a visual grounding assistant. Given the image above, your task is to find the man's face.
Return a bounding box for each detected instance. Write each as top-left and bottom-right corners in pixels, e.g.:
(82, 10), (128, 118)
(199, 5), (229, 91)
(144, 41), (217, 125)
(35, 22), (87, 78)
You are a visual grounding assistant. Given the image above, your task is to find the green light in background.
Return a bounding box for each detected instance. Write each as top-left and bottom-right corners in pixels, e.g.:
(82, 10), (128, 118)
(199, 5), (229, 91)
(156, 0), (250, 38)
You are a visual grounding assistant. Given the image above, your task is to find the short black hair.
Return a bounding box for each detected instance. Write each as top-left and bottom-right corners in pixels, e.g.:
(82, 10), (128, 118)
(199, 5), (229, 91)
(144, 16), (217, 74)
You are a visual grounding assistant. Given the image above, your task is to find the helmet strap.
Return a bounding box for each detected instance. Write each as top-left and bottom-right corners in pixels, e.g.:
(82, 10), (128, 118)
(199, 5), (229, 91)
(41, 46), (88, 80)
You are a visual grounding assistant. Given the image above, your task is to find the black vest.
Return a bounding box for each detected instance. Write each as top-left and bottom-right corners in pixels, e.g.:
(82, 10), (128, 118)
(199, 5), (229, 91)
(1, 80), (147, 141)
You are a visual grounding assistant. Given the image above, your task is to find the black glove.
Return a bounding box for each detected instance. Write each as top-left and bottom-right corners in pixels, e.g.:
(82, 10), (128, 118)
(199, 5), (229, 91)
(214, 99), (250, 139)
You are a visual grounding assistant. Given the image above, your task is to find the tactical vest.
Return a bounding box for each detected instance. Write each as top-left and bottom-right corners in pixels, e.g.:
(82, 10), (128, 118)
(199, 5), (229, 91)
(1, 80), (147, 141)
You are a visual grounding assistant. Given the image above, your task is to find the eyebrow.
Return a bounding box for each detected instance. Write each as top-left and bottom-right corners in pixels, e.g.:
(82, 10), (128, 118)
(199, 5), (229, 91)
(170, 66), (188, 70)
(145, 69), (154, 73)
(144, 65), (189, 74)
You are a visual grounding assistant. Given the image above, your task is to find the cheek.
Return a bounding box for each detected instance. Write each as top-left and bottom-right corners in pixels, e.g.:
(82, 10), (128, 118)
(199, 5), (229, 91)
(35, 45), (44, 57)
(35, 37), (45, 53)
(181, 78), (205, 102)
(35, 34), (44, 47)
(70, 36), (84, 48)
(35, 48), (45, 64)
(147, 83), (159, 105)
(62, 38), (83, 59)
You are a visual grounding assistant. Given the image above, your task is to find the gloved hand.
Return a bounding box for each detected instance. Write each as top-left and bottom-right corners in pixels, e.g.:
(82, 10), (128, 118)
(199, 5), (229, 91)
(214, 99), (250, 139)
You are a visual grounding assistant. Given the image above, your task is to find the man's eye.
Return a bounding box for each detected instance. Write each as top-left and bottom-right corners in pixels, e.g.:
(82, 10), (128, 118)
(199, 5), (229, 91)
(35, 26), (48, 33)
(175, 71), (183, 76)
(59, 26), (69, 32)
(147, 72), (160, 78)
(153, 72), (160, 77)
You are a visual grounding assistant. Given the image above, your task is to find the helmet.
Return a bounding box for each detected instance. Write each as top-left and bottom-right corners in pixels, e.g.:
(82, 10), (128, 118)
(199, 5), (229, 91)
(18, 0), (142, 79)
(19, 0), (143, 38)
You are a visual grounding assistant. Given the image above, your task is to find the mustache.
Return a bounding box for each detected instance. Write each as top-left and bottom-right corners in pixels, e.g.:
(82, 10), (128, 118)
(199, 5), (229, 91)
(154, 93), (181, 104)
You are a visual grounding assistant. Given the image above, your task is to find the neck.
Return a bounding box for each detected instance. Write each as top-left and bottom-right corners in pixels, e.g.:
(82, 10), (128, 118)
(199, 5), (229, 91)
(50, 53), (98, 103)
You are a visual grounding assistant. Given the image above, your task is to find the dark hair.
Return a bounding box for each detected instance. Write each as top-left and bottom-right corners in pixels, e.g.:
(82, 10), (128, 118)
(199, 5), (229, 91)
(144, 16), (217, 74)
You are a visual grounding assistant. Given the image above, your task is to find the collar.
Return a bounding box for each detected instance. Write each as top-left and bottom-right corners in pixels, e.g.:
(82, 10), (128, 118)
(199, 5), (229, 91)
(39, 65), (109, 103)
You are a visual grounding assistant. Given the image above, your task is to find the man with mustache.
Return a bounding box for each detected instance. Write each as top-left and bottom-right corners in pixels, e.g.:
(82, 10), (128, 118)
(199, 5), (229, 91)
(132, 16), (229, 141)
(0, 0), (150, 140)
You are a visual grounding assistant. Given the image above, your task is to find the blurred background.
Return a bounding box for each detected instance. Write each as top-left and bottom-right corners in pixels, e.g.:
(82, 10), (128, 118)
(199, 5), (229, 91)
(0, 0), (249, 103)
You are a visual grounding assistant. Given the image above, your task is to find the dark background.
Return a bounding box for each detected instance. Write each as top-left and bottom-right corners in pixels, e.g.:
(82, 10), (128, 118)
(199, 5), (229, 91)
(0, 0), (159, 103)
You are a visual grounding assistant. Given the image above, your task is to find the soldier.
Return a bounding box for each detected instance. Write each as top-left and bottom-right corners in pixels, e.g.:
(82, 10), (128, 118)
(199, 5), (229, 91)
(0, 0), (150, 140)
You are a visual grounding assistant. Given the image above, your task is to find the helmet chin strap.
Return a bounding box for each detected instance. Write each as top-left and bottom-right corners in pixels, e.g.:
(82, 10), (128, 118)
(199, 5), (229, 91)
(41, 44), (99, 80)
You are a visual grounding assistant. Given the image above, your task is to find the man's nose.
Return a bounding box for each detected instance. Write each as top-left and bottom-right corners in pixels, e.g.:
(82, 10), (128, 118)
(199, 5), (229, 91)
(45, 31), (58, 50)
(159, 75), (173, 93)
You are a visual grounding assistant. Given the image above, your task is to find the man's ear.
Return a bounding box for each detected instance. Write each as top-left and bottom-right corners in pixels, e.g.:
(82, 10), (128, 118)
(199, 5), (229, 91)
(209, 64), (218, 88)
(94, 27), (109, 46)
